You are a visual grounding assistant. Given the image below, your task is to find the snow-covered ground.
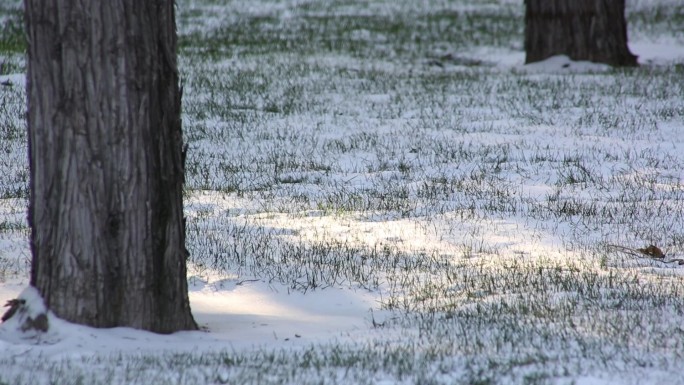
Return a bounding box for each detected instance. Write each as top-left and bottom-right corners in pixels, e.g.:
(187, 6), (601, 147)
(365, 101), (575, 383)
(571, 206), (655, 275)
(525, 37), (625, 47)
(1, 0), (684, 384)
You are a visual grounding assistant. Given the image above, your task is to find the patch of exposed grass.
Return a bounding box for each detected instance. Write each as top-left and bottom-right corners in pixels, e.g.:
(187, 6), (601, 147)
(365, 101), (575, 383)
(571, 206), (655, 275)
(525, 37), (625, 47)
(0, 2), (24, 55)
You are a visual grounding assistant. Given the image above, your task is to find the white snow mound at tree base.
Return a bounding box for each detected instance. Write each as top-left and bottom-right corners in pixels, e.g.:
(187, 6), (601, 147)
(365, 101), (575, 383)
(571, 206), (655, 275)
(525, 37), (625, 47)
(0, 286), (59, 345)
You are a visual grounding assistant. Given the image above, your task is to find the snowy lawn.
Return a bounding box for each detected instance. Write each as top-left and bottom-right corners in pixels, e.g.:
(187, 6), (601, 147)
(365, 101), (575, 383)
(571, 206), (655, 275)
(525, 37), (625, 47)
(1, 0), (684, 384)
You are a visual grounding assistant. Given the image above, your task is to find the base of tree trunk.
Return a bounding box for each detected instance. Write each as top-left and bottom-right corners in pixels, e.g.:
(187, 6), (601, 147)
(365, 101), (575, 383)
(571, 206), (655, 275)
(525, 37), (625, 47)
(525, 0), (638, 67)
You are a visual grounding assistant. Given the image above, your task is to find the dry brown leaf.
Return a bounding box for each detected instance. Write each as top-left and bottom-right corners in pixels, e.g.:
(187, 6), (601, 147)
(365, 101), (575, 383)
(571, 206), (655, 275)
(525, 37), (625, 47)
(2, 299), (25, 322)
(636, 245), (665, 259)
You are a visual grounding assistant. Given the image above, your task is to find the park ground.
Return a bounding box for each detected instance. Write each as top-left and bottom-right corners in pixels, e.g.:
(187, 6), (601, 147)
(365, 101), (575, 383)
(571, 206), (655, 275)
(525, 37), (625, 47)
(1, 0), (684, 384)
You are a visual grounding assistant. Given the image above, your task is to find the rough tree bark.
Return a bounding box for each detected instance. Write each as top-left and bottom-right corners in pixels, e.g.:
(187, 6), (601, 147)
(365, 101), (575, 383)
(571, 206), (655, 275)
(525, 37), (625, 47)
(525, 0), (638, 67)
(25, 0), (197, 333)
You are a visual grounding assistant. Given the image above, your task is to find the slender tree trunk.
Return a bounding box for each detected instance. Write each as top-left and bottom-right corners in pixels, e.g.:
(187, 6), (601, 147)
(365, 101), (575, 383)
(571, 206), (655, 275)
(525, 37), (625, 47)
(25, 0), (197, 333)
(525, 0), (638, 67)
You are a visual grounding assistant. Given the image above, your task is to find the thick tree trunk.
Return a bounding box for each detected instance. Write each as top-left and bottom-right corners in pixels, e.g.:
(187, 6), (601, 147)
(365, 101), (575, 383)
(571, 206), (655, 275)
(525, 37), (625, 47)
(25, 0), (197, 333)
(525, 0), (638, 67)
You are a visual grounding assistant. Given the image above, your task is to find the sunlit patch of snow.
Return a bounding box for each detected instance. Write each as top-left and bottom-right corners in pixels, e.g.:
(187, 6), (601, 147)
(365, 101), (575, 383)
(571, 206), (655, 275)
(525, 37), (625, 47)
(190, 279), (386, 347)
(521, 55), (612, 73)
(187, 190), (578, 270)
(630, 40), (684, 64)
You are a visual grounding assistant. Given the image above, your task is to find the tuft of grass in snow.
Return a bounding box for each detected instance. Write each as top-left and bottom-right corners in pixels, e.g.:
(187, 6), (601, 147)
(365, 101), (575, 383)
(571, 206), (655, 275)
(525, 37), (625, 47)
(0, 83), (27, 200)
